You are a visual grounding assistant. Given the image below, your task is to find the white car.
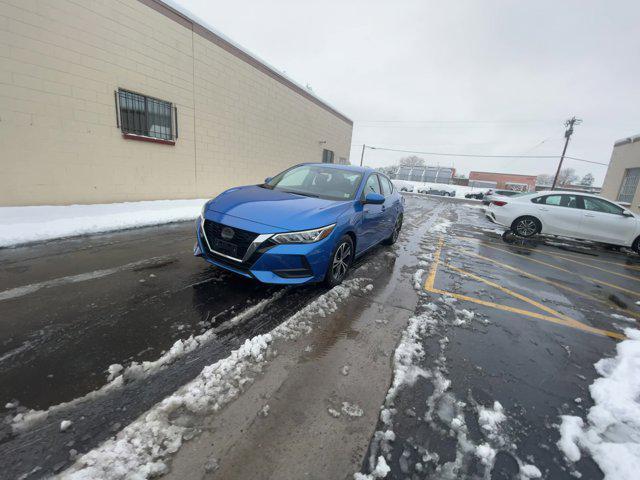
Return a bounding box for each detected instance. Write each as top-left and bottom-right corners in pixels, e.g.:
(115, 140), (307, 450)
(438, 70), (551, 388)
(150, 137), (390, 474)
(486, 190), (640, 252)
(482, 189), (525, 205)
(417, 184), (456, 197)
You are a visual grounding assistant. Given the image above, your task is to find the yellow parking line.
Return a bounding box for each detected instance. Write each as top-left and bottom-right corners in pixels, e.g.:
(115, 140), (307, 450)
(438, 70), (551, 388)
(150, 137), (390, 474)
(425, 237), (444, 290)
(444, 263), (574, 321)
(462, 239), (640, 297)
(426, 286), (624, 340)
(452, 247), (640, 320)
(423, 238), (625, 340)
(460, 234), (640, 273)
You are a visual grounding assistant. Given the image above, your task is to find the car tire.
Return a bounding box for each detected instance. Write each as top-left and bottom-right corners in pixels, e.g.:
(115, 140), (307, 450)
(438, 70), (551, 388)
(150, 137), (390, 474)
(632, 236), (640, 255)
(511, 216), (541, 237)
(383, 214), (403, 245)
(324, 235), (354, 287)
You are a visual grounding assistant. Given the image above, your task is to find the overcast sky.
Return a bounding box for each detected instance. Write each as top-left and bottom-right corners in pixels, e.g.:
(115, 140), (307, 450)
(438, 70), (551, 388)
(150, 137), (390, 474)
(175, 0), (640, 184)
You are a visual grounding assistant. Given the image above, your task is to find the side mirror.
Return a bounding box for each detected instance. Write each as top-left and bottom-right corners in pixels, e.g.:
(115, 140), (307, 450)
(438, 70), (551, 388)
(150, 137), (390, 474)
(264, 177), (272, 184)
(364, 192), (385, 205)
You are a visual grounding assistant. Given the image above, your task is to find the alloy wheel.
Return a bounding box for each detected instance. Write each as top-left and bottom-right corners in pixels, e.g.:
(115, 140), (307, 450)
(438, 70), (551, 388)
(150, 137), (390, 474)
(331, 242), (352, 280)
(392, 217), (402, 242)
(515, 219), (537, 237)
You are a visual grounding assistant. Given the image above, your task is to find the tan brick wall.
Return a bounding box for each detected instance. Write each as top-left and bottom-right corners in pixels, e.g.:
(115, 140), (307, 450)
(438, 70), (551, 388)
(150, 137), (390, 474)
(601, 138), (640, 212)
(0, 0), (352, 206)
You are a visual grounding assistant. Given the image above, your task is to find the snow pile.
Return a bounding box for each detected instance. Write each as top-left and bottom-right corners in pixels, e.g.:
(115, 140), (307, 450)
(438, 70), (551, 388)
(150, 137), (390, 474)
(354, 456), (390, 479)
(12, 291), (284, 433)
(431, 219), (452, 233)
(0, 199), (207, 247)
(557, 328), (640, 480)
(478, 401), (506, 438)
(58, 278), (369, 479)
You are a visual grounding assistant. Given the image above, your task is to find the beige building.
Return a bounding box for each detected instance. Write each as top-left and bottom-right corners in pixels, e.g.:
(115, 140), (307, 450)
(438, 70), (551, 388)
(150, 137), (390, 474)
(0, 0), (353, 206)
(601, 134), (640, 213)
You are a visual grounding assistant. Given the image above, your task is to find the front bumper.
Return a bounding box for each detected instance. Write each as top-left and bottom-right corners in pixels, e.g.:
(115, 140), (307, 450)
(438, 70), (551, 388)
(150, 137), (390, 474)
(194, 216), (334, 284)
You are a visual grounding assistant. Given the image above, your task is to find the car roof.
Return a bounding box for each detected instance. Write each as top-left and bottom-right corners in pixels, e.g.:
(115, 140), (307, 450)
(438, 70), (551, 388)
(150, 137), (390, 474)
(534, 190), (604, 199)
(298, 162), (373, 174)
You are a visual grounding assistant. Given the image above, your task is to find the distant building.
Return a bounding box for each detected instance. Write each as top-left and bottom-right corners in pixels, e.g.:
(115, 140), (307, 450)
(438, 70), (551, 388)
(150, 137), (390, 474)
(468, 171), (536, 192)
(601, 134), (640, 213)
(395, 166), (456, 184)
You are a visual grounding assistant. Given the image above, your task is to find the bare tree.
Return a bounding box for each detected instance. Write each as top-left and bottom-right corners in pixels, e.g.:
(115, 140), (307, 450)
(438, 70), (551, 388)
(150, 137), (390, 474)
(556, 168), (579, 186)
(579, 173), (595, 187)
(536, 173), (554, 186)
(399, 155), (426, 167)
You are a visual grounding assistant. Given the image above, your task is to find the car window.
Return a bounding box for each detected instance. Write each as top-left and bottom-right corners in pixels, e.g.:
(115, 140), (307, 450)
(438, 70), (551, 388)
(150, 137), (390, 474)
(363, 174), (381, 195)
(380, 176), (393, 196)
(537, 194), (579, 208)
(265, 165), (363, 201)
(582, 197), (624, 215)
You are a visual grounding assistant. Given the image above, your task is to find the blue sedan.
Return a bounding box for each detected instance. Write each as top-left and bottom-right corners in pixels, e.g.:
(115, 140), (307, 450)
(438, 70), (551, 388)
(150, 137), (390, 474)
(194, 163), (404, 286)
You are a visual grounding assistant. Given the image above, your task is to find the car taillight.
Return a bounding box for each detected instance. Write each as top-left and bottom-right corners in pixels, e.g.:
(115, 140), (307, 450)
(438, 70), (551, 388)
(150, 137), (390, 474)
(492, 200), (507, 206)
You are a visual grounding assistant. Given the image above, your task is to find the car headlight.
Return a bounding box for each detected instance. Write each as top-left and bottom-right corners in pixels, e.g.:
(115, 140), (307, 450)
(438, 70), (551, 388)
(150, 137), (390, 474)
(271, 224), (336, 244)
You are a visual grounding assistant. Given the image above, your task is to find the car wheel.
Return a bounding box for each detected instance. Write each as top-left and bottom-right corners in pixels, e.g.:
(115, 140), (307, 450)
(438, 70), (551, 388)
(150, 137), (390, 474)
(632, 236), (640, 255)
(383, 214), (403, 245)
(324, 235), (354, 287)
(511, 216), (541, 237)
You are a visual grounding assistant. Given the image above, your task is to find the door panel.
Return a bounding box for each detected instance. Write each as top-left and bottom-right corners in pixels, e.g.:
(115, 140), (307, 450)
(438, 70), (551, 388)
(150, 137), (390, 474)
(358, 174), (385, 252)
(379, 175), (397, 238)
(536, 194), (583, 236)
(580, 197), (637, 245)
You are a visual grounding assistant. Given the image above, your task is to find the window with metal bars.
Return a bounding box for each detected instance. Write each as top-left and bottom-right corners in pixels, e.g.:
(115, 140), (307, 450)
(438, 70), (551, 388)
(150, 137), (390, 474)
(115, 89), (177, 143)
(617, 168), (640, 204)
(322, 149), (334, 163)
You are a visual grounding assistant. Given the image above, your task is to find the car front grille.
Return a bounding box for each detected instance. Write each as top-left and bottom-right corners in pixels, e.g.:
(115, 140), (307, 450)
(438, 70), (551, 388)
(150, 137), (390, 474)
(202, 220), (259, 260)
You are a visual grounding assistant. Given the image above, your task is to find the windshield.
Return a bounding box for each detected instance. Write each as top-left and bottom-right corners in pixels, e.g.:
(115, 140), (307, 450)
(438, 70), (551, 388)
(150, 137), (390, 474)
(264, 165), (363, 201)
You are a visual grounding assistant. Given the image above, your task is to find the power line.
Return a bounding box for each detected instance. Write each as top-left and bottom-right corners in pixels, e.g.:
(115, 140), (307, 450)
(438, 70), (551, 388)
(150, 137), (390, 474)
(351, 144), (608, 166)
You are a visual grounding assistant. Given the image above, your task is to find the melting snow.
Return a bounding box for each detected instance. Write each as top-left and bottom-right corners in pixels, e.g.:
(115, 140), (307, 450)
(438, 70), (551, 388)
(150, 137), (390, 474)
(57, 278), (369, 479)
(556, 328), (640, 480)
(0, 199), (208, 247)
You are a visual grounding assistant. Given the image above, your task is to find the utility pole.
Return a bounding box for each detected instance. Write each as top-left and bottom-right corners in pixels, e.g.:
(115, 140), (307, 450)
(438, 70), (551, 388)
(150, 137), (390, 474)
(360, 144), (366, 167)
(551, 116), (582, 190)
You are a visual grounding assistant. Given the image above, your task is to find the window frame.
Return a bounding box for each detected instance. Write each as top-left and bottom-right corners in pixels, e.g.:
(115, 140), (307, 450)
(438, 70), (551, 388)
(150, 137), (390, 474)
(379, 174), (394, 196)
(531, 194), (581, 208)
(361, 173), (382, 200)
(116, 88), (177, 145)
(580, 196), (625, 216)
(322, 149), (335, 164)
(617, 168), (640, 205)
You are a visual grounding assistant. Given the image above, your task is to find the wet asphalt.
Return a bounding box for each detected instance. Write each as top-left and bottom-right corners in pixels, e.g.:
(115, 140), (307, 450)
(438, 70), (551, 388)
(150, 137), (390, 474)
(360, 197), (640, 480)
(2, 195), (640, 479)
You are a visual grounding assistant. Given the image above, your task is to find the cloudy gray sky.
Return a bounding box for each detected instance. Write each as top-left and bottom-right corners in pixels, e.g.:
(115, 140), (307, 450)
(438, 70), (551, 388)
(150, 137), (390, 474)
(175, 0), (640, 184)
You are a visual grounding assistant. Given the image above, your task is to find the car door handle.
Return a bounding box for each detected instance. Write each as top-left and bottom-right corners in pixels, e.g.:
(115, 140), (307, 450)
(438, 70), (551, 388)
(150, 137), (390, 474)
(584, 213), (595, 217)
(538, 207), (549, 211)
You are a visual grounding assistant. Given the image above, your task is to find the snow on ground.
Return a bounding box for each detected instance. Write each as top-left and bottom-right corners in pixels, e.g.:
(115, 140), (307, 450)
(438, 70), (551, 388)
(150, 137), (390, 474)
(11, 290), (286, 434)
(355, 239), (543, 479)
(557, 328), (640, 480)
(57, 278), (370, 480)
(0, 199), (208, 247)
(431, 219), (452, 234)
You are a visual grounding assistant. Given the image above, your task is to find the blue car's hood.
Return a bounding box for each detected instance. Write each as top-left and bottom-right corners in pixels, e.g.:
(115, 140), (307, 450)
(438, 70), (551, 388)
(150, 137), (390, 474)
(205, 185), (353, 230)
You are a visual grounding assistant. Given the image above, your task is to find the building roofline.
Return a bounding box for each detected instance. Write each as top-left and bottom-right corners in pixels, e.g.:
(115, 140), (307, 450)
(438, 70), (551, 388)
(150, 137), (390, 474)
(469, 171), (537, 178)
(138, 0), (353, 126)
(614, 134), (640, 147)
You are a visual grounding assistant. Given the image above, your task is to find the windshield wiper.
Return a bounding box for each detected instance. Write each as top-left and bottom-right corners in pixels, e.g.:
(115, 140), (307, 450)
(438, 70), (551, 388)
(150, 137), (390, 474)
(279, 189), (320, 198)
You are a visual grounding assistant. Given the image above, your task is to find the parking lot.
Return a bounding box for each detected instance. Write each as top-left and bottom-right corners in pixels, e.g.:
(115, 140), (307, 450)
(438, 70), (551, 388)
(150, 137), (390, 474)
(1, 194), (637, 479)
